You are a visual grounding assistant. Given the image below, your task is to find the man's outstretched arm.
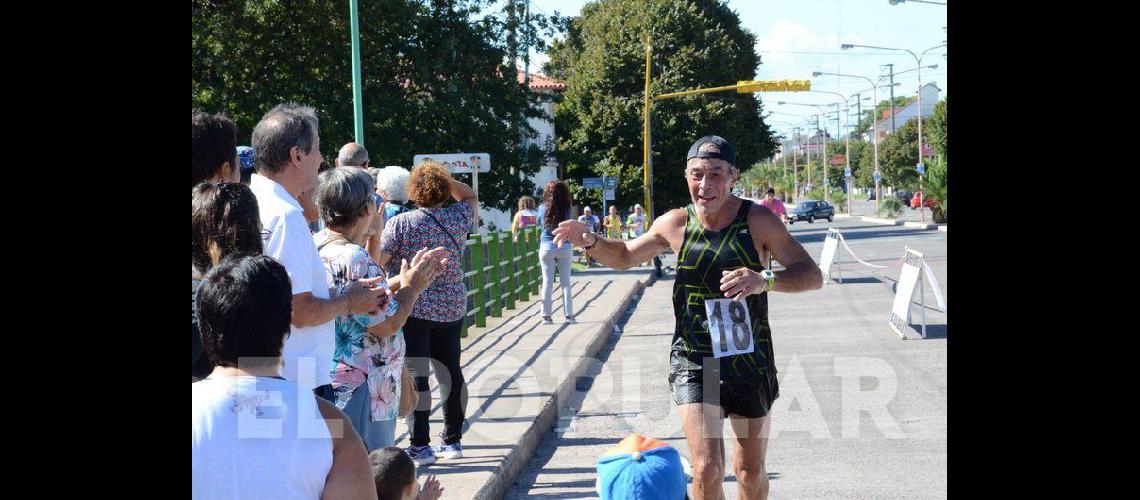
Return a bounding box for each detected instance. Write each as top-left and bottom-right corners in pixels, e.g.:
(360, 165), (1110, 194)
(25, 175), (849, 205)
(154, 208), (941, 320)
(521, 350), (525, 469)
(552, 209), (681, 270)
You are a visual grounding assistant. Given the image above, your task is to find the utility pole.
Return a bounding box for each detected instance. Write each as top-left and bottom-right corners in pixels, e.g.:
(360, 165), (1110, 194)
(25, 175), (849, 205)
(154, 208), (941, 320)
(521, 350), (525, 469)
(883, 63), (896, 133)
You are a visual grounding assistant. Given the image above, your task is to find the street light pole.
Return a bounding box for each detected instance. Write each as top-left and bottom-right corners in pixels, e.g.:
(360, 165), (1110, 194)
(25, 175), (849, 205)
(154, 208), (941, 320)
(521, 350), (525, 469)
(778, 100), (833, 199)
(889, 0), (947, 5)
(349, 0), (364, 144)
(841, 42), (946, 220)
(792, 126), (800, 202)
(808, 89), (851, 207)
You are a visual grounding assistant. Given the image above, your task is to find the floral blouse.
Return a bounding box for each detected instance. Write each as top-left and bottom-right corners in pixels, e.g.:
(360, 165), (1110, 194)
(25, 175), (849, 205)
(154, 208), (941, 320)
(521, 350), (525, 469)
(314, 229), (404, 422)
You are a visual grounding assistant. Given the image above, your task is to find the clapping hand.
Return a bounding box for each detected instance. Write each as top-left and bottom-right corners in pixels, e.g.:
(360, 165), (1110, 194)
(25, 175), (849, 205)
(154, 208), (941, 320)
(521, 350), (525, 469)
(401, 247), (450, 292)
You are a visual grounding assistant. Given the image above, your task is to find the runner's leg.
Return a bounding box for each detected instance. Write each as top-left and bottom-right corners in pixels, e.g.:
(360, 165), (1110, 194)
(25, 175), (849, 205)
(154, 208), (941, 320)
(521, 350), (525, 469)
(678, 402), (726, 500)
(729, 414), (772, 500)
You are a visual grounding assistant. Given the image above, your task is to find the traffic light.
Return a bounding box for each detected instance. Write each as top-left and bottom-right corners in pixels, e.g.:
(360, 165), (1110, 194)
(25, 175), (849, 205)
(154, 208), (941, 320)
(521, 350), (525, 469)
(736, 79), (812, 93)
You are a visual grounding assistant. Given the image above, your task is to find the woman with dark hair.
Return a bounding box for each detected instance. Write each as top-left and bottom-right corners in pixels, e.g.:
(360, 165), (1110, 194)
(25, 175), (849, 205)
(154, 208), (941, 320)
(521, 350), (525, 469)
(537, 180), (574, 324)
(377, 160), (478, 466)
(313, 166), (447, 452)
(192, 182), (264, 380)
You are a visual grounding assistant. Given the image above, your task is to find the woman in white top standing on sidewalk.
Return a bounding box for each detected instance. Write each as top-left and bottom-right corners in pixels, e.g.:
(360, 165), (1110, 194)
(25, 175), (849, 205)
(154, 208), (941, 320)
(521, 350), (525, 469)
(192, 255), (376, 500)
(536, 180), (575, 324)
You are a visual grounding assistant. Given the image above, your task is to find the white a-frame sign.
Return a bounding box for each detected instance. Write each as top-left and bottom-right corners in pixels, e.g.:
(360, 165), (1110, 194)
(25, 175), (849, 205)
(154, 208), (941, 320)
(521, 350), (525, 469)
(889, 247), (946, 339)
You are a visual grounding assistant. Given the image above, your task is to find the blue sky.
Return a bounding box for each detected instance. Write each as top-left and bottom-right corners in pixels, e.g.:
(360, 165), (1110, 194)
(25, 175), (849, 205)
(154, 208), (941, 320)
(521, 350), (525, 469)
(514, 0), (947, 138)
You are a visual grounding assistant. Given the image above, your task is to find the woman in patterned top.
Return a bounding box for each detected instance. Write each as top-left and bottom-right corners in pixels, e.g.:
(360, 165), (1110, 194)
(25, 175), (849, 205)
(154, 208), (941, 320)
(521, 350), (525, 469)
(377, 161), (478, 466)
(313, 167), (448, 452)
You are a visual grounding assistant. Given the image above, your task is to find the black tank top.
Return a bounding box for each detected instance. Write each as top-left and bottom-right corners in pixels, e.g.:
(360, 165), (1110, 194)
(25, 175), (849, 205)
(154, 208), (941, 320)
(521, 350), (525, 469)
(671, 200), (776, 377)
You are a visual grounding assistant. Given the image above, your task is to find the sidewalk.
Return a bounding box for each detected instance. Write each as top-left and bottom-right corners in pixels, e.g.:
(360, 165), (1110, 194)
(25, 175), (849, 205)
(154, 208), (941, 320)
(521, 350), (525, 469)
(395, 266), (655, 499)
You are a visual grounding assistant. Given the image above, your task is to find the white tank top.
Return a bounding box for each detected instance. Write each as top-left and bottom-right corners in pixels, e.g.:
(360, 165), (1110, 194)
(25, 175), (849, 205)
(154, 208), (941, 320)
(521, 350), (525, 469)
(192, 376), (334, 500)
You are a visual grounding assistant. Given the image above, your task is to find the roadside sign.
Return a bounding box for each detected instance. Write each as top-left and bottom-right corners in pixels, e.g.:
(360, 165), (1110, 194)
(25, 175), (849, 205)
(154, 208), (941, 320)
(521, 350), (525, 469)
(844, 167), (852, 178)
(413, 153), (490, 173)
(873, 171), (882, 183)
(605, 177), (618, 189)
(916, 162), (925, 174)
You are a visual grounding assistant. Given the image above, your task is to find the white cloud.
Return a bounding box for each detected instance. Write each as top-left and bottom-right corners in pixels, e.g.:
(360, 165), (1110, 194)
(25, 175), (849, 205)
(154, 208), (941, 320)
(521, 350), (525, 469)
(754, 21), (837, 83)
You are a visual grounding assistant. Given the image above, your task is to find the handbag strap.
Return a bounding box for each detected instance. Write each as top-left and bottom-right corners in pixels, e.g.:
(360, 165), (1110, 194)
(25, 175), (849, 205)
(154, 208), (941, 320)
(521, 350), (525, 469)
(419, 208), (463, 253)
(316, 232), (351, 252)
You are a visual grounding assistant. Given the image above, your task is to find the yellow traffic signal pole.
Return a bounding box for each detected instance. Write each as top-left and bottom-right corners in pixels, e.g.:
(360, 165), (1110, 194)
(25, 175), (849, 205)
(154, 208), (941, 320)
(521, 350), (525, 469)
(643, 39), (653, 223)
(641, 43), (810, 221)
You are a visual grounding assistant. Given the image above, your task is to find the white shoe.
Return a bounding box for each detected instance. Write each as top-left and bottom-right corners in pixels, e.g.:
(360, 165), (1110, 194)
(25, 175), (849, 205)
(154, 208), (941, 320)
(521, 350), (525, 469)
(434, 442), (463, 460)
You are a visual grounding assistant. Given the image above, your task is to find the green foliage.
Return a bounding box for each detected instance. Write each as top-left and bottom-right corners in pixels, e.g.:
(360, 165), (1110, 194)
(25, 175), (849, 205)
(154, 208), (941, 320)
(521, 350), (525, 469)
(878, 197), (903, 218)
(877, 117), (931, 190)
(926, 98), (947, 162)
(921, 155), (947, 223)
(545, 0), (778, 213)
(191, 0), (563, 211)
(829, 188), (847, 212)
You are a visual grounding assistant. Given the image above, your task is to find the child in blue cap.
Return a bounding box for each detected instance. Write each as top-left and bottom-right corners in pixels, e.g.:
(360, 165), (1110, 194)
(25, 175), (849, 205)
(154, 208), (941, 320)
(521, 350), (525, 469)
(596, 433), (688, 499)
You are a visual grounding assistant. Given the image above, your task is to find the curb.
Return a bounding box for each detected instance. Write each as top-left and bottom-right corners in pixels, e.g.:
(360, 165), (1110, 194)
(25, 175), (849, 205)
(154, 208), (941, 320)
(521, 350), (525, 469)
(861, 216), (903, 226)
(938, 225), (947, 232)
(835, 214), (853, 219)
(472, 271), (655, 499)
(903, 222), (938, 230)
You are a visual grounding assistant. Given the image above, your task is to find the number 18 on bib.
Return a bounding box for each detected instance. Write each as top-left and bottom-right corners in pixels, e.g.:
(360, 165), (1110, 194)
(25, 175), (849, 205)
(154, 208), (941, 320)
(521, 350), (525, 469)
(704, 298), (755, 358)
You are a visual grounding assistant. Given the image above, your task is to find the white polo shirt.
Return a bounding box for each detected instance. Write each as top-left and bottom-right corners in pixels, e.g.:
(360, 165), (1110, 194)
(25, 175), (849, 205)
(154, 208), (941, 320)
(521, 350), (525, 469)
(250, 174), (334, 388)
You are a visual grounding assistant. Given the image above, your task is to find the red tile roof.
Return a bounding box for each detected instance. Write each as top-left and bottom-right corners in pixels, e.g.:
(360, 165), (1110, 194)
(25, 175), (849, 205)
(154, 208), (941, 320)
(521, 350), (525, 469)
(518, 71), (566, 91)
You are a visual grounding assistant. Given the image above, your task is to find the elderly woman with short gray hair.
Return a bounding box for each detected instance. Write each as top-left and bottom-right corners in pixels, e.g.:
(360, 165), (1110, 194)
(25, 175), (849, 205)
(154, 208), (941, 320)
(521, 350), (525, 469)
(376, 165), (412, 222)
(312, 166), (448, 451)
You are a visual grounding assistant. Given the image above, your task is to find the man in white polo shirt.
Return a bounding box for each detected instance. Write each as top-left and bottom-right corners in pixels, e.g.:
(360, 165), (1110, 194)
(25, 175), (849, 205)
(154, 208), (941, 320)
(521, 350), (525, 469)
(249, 103), (389, 399)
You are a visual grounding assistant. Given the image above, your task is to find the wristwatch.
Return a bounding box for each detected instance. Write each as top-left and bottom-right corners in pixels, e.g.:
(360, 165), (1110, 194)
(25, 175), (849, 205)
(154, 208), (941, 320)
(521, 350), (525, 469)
(760, 269), (775, 293)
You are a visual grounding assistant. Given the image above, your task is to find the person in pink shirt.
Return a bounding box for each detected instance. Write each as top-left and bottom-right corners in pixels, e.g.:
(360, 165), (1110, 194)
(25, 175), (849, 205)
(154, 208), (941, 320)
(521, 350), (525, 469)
(758, 188), (786, 223)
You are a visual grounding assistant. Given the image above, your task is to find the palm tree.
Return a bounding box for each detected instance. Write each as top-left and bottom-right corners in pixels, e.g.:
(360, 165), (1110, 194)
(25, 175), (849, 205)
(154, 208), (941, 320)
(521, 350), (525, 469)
(921, 155), (947, 223)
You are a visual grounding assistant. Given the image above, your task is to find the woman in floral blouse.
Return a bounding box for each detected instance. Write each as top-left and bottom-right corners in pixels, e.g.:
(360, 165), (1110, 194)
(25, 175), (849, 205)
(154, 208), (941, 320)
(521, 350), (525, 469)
(313, 167), (448, 451)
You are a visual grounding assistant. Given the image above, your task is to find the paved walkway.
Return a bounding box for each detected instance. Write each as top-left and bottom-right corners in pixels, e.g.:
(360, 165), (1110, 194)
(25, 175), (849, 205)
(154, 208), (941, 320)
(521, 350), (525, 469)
(394, 266), (655, 498)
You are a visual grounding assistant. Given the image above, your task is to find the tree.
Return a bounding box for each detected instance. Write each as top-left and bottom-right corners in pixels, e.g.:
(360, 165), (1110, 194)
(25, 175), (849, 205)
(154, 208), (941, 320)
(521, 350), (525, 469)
(192, 0), (563, 211)
(855, 144), (877, 190)
(741, 161), (784, 192)
(877, 116), (929, 189)
(926, 98), (947, 162)
(545, 0), (778, 213)
(921, 154), (947, 223)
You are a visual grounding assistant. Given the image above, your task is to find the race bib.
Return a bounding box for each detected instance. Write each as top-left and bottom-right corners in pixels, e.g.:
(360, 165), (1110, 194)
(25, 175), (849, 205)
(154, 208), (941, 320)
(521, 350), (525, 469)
(704, 298), (754, 358)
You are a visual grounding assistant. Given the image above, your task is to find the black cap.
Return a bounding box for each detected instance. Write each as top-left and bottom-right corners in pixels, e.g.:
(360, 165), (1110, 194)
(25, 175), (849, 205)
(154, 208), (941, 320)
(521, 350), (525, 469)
(686, 135), (735, 166)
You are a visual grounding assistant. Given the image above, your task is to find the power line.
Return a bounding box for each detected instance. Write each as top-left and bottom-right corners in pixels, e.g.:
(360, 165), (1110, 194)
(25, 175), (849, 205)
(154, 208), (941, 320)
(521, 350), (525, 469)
(757, 50), (916, 56)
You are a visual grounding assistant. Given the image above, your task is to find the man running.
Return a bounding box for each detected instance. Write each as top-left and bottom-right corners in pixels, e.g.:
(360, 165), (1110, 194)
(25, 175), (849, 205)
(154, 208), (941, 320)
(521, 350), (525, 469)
(553, 135), (822, 499)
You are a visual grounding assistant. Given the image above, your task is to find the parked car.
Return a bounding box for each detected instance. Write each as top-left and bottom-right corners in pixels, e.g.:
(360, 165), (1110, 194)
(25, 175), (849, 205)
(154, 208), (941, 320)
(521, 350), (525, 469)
(787, 199), (834, 224)
(895, 190), (912, 202)
(910, 191), (936, 209)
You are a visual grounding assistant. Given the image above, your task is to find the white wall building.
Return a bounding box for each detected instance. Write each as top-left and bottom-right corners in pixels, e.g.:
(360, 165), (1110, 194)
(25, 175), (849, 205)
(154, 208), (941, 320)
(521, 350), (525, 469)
(479, 72), (566, 232)
(874, 83), (941, 144)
